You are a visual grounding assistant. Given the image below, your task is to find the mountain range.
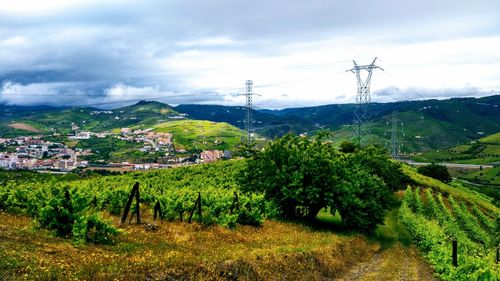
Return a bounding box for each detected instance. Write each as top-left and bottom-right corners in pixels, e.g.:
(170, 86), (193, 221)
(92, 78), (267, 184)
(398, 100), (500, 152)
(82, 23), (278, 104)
(0, 95), (499, 152)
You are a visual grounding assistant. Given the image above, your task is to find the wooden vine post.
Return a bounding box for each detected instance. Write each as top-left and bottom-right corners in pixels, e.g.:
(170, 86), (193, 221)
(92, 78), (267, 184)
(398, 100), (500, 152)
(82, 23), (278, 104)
(64, 187), (73, 216)
(188, 192), (202, 223)
(230, 191), (240, 214)
(121, 182), (141, 224)
(153, 201), (163, 221)
(496, 247), (499, 264)
(452, 240), (458, 267)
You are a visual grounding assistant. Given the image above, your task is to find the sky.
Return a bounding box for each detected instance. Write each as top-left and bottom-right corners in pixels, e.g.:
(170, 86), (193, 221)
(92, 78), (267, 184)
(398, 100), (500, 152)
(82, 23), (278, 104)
(0, 0), (499, 109)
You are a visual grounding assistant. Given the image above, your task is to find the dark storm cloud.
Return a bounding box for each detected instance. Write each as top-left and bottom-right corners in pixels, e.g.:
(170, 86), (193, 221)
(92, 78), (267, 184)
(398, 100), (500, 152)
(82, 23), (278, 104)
(0, 0), (499, 108)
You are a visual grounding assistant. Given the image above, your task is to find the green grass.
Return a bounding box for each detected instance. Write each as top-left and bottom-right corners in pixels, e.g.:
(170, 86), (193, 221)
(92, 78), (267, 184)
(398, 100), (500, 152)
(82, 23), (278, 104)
(480, 132), (500, 143)
(316, 208), (343, 225)
(412, 131), (500, 165)
(0, 208), (379, 280)
(373, 208), (412, 246)
(328, 110), (485, 152)
(75, 136), (144, 163)
(449, 157), (500, 165)
(456, 166), (500, 185)
(136, 120), (246, 151)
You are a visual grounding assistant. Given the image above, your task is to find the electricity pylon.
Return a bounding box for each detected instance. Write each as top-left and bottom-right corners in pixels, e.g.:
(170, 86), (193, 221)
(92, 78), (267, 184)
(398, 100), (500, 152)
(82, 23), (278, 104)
(347, 57), (383, 144)
(241, 80), (257, 146)
(386, 111), (405, 158)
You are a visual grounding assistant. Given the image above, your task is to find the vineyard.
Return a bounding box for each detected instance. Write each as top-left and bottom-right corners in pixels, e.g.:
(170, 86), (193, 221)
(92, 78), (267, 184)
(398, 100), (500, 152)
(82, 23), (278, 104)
(0, 161), (272, 245)
(400, 186), (499, 280)
(0, 159), (388, 280)
(0, 145), (499, 280)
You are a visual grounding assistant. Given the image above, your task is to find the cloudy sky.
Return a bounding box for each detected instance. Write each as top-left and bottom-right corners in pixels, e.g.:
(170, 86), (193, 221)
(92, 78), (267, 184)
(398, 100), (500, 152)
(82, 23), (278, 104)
(0, 0), (499, 108)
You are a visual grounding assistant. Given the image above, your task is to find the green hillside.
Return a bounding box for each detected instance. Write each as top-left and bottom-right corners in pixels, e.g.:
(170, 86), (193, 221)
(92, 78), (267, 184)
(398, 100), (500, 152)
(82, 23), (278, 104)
(134, 120), (246, 151)
(412, 131), (500, 165)
(0, 147), (498, 280)
(179, 95), (500, 152)
(481, 132), (500, 143)
(1, 96), (499, 155)
(0, 101), (249, 162)
(0, 101), (181, 136)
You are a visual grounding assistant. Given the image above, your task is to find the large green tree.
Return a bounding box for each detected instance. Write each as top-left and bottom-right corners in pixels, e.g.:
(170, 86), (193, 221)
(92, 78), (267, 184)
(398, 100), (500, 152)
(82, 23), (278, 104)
(239, 134), (341, 219)
(346, 144), (413, 192)
(239, 134), (404, 232)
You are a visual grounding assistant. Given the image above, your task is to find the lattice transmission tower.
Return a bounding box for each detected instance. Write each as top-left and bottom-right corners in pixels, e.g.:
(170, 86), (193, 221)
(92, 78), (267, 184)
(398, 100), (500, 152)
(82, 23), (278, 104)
(386, 111), (405, 159)
(241, 80), (257, 146)
(347, 57), (383, 144)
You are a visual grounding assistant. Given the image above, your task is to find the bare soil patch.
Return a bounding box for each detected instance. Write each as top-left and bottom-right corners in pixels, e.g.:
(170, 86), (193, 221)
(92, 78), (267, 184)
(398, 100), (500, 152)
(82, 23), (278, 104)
(8, 123), (41, 133)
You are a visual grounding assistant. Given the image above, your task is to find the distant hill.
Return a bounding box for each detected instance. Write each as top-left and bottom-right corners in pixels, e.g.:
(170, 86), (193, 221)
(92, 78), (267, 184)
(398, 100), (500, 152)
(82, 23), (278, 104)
(1, 95), (499, 153)
(0, 100), (181, 136)
(175, 95), (500, 151)
(0, 101), (248, 159)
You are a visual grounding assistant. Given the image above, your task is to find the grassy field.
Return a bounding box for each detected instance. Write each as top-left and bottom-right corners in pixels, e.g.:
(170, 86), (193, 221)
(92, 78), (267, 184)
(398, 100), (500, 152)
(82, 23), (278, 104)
(0, 210), (381, 280)
(0, 160), (441, 281)
(316, 208), (436, 280)
(0, 206), (438, 281)
(481, 132), (500, 143)
(455, 166), (500, 185)
(137, 120), (247, 151)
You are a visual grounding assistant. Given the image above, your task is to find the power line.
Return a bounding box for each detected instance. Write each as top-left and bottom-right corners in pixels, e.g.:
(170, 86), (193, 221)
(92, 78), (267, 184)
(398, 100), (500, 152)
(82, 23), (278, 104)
(381, 69), (426, 100)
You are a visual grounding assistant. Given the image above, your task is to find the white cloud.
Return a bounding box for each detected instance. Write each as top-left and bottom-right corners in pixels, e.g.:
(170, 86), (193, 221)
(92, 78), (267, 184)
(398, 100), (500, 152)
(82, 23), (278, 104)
(0, 0), (112, 15)
(103, 84), (163, 101)
(0, 36), (28, 47)
(177, 37), (236, 47)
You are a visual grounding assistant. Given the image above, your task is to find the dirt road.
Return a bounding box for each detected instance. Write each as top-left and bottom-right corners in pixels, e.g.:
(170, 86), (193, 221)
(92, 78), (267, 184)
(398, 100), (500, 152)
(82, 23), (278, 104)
(336, 242), (437, 281)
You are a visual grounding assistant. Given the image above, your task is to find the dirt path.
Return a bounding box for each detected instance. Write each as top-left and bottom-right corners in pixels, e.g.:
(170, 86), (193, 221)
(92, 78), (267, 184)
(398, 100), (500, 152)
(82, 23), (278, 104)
(336, 242), (437, 281)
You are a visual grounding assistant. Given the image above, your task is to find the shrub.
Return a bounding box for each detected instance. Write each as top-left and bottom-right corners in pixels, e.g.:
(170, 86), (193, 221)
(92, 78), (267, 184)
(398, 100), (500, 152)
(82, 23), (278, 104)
(73, 213), (119, 245)
(236, 207), (263, 227)
(37, 186), (74, 237)
(417, 163), (452, 183)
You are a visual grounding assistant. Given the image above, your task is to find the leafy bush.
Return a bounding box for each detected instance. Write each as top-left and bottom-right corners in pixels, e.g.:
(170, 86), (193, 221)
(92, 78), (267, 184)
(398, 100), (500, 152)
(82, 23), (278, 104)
(338, 141), (359, 153)
(37, 186), (74, 236)
(348, 145), (413, 192)
(239, 133), (342, 220)
(418, 163), (452, 183)
(72, 213), (119, 245)
(236, 207), (263, 227)
(413, 187), (425, 214)
(336, 169), (393, 233)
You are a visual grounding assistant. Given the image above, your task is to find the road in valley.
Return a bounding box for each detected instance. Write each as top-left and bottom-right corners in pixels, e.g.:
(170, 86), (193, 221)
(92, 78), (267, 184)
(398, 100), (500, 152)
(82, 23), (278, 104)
(400, 159), (494, 170)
